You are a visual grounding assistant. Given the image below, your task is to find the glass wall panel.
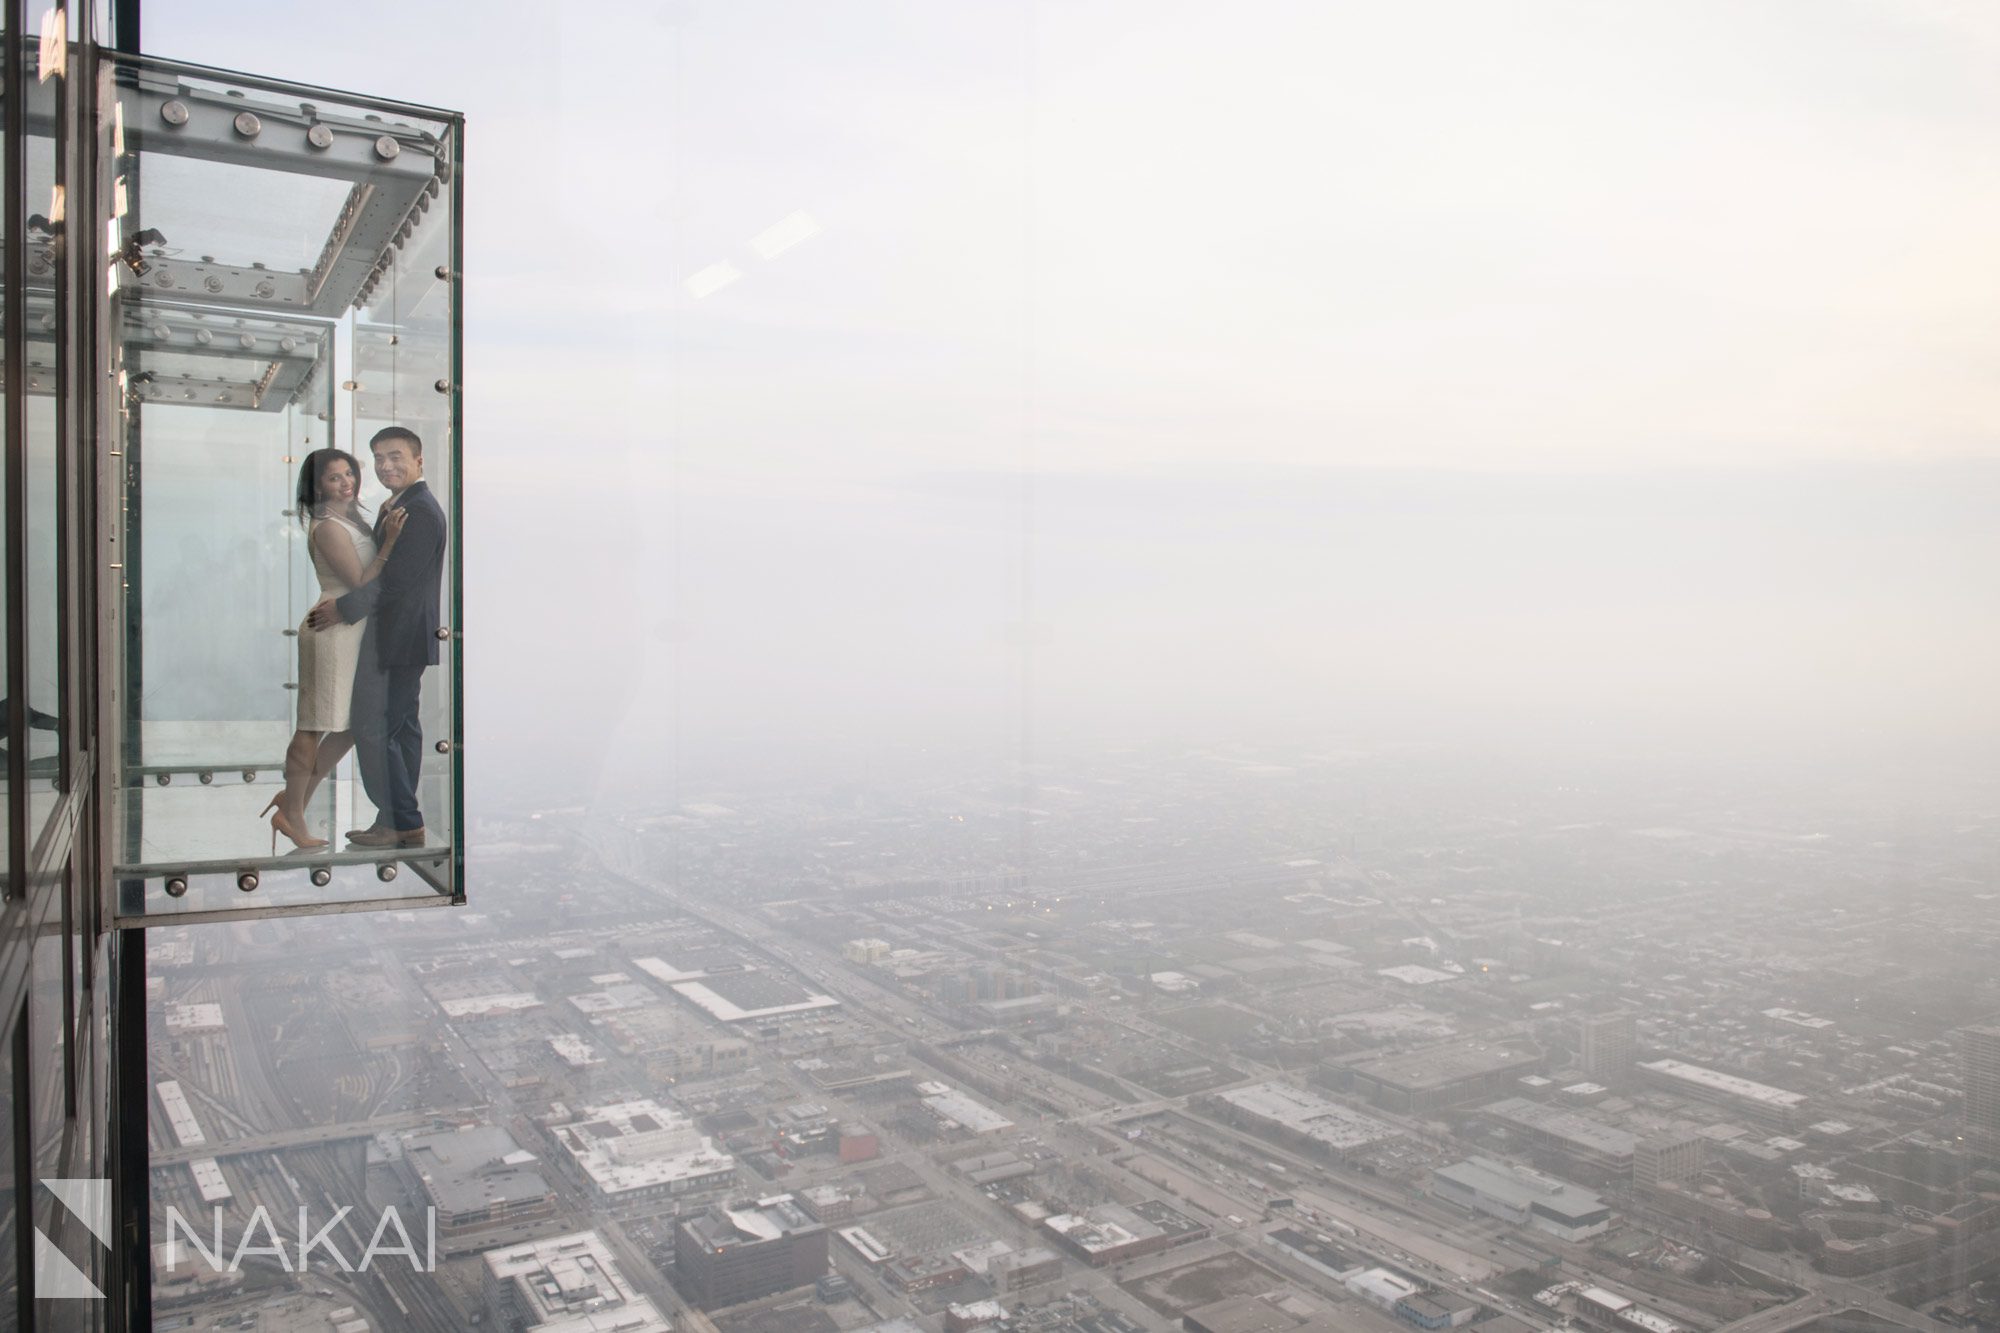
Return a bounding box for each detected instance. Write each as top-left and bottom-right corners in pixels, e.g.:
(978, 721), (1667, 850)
(22, 0), (62, 838)
(101, 55), (462, 924)
(0, 1011), (16, 1332)
(352, 171), (456, 890)
(0, 0), (12, 900)
(26, 921), (72, 1327)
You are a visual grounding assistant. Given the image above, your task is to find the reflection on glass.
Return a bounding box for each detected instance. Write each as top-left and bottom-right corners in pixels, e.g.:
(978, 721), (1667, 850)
(0, 1015), (15, 1331)
(0, 0), (11, 900)
(28, 929), (66, 1316)
(25, 0), (64, 834)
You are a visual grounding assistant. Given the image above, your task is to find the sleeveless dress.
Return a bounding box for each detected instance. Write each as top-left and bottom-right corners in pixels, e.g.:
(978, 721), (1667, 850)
(296, 515), (377, 732)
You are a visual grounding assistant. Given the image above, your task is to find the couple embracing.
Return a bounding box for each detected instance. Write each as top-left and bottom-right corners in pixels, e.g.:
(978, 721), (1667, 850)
(264, 426), (446, 852)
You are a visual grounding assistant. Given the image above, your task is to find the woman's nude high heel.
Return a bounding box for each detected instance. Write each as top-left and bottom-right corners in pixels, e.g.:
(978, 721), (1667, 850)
(270, 805), (328, 852)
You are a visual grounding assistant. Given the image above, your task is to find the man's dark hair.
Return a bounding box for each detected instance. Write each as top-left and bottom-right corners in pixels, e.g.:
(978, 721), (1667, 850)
(370, 425), (424, 457)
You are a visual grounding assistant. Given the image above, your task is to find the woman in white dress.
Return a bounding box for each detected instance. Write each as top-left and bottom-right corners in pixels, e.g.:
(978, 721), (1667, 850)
(264, 448), (406, 850)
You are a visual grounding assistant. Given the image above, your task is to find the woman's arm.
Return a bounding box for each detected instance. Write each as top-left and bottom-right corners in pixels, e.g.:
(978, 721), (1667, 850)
(355, 508), (407, 584)
(310, 511), (405, 594)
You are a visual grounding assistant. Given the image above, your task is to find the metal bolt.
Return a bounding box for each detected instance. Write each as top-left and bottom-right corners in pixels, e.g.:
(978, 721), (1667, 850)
(155, 772), (170, 786)
(311, 867), (333, 888)
(255, 280), (275, 299)
(434, 379), (450, 394)
(203, 275), (224, 293)
(435, 740), (453, 755)
(161, 99), (189, 126)
(435, 265), (451, 281)
(199, 771), (214, 785)
(434, 627), (452, 640)
(306, 124), (334, 150)
(154, 272), (174, 287)
(279, 336), (298, 353)
(378, 863), (399, 883)
(233, 111), (262, 138)
(242, 770), (256, 783)
(164, 876), (189, 898)
(150, 324), (169, 339)
(374, 135), (400, 160)
(239, 333), (256, 349)
(194, 329), (212, 345)
(237, 870), (259, 893)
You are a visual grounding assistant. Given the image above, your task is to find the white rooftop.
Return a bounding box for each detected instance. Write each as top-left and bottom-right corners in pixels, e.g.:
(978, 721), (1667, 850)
(156, 1080), (205, 1148)
(1640, 1059), (1806, 1108)
(165, 1003), (225, 1033)
(551, 1100), (734, 1197)
(438, 992), (544, 1019)
(671, 975), (840, 1023)
(482, 1230), (671, 1333)
(1378, 964), (1457, 985)
(918, 1082), (1014, 1134)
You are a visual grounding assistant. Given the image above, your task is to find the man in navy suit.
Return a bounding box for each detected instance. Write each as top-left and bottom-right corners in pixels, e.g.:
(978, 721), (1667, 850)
(307, 425), (447, 847)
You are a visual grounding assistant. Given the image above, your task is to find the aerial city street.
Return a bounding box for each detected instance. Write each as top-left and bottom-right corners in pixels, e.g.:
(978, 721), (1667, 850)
(146, 745), (2000, 1333)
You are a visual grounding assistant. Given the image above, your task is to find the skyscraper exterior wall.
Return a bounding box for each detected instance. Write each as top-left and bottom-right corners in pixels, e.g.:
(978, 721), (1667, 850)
(1964, 1025), (2000, 1143)
(1579, 1011), (1636, 1083)
(0, 4), (463, 1325)
(674, 1198), (829, 1309)
(1633, 1134), (1705, 1191)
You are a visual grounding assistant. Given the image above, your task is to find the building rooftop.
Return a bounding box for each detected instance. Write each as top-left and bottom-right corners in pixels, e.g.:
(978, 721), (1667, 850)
(1343, 1039), (1537, 1091)
(1378, 965), (1458, 985)
(548, 1034), (604, 1068)
(482, 1230), (670, 1333)
(164, 1003), (225, 1033)
(917, 1081), (1015, 1134)
(1045, 1200), (1203, 1255)
(1640, 1059), (1806, 1109)
(551, 1099), (734, 1197)
(1434, 1156), (1608, 1223)
(670, 968), (840, 1022)
(1480, 1097), (1637, 1157)
(437, 991), (544, 1019)
(1217, 1081), (1403, 1151)
(682, 1194), (823, 1250)
(405, 1124), (550, 1219)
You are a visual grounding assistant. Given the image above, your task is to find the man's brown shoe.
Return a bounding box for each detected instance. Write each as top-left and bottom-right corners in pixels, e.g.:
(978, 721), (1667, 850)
(349, 826), (425, 848)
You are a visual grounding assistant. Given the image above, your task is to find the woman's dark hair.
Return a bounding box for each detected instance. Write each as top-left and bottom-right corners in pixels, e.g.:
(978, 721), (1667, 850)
(295, 448), (367, 526)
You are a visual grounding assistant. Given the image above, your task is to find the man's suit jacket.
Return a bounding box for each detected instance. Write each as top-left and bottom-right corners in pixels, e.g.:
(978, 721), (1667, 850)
(336, 479), (447, 667)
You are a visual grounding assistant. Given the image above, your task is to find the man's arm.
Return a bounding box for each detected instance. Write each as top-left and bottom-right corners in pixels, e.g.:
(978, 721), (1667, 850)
(332, 502), (443, 623)
(333, 564), (382, 625)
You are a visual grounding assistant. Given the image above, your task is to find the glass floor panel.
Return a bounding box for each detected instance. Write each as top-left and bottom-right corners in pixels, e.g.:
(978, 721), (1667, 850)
(114, 721), (454, 924)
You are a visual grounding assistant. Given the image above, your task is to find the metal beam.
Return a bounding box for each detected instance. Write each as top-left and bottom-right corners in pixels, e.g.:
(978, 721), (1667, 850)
(109, 66), (445, 318)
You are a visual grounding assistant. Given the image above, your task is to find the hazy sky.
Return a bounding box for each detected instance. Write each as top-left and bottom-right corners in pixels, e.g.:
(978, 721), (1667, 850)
(158, 1), (2000, 798)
